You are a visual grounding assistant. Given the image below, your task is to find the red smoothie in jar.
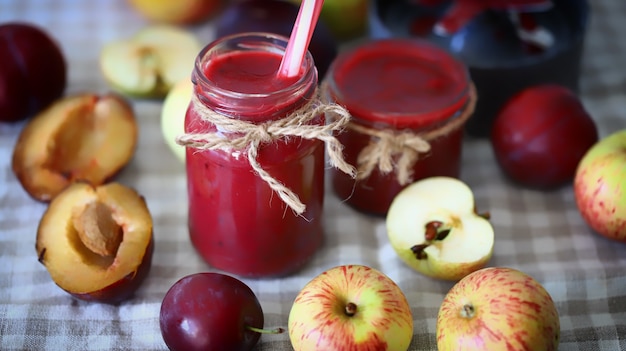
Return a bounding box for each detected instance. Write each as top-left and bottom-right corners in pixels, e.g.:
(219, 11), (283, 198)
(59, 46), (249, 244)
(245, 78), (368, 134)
(183, 33), (324, 278)
(325, 39), (472, 216)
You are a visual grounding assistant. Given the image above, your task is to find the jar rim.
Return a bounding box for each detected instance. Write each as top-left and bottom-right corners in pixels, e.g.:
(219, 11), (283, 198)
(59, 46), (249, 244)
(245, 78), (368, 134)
(192, 32), (318, 120)
(326, 38), (470, 129)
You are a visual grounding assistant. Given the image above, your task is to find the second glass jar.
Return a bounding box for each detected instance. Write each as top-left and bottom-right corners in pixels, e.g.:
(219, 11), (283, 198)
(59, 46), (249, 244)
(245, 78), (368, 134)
(325, 38), (474, 216)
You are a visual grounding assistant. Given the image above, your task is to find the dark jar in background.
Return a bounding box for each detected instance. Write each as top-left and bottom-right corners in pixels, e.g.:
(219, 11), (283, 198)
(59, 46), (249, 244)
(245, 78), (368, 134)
(182, 33), (324, 278)
(324, 38), (475, 216)
(368, 0), (589, 138)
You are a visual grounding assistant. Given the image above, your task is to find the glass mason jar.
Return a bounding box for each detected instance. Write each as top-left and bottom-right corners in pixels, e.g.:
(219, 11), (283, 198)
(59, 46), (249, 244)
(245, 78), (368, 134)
(325, 38), (474, 216)
(182, 33), (324, 278)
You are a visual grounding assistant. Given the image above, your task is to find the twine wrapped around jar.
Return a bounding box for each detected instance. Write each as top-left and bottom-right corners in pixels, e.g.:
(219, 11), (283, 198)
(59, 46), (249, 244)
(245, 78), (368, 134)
(176, 90), (357, 215)
(346, 83), (477, 186)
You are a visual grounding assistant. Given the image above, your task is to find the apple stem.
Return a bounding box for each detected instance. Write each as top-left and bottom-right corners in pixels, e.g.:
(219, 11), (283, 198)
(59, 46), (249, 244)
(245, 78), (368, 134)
(345, 302), (358, 317)
(411, 244), (429, 260)
(460, 304), (475, 319)
(246, 325), (285, 334)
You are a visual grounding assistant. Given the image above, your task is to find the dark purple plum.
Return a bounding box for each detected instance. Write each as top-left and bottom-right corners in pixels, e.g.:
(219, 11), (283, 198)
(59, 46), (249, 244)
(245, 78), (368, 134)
(160, 273), (267, 351)
(490, 84), (598, 189)
(215, 0), (338, 80)
(0, 22), (67, 123)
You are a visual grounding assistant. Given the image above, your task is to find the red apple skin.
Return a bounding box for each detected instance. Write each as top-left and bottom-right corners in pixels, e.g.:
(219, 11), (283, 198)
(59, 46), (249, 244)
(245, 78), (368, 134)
(66, 237), (154, 304)
(437, 267), (560, 351)
(574, 129), (626, 242)
(491, 84), (598, 189)
(0, 22), (67, 123)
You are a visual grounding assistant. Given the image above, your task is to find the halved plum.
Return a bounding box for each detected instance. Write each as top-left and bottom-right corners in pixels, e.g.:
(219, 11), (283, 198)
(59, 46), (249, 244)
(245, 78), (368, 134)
(12, 93), (137, 202)
(36, 182), (154, 304)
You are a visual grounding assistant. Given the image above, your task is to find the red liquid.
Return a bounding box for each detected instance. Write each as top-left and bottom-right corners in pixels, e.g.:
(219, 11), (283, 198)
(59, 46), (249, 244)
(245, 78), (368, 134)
(185, 43), (323, 277)
(327, 39), (470, 215)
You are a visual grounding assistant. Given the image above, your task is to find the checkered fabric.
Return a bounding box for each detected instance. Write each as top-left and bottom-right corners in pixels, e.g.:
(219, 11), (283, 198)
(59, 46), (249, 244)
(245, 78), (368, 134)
(1, 0), (625, 350)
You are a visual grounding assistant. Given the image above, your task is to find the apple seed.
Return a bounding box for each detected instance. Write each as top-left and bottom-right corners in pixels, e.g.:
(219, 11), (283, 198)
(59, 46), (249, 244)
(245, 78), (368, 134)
(425, 221), (443, 240)
(345, 302), (358, 317)
(436, 229), (451, 240)
(413, 221), (454, 260)
(72, 200), (123, 257)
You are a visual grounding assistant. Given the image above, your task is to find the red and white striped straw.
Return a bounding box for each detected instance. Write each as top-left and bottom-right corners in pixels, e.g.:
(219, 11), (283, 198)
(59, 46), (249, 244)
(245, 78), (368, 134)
(278, 0), (325, 78)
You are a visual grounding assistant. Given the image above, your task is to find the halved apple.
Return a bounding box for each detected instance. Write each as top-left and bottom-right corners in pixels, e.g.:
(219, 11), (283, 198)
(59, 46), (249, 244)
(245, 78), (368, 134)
(160, 78), (193, 162)
(11, 93), (137, 202)
(36, 182), (154, 304)
(99, 25), (201, 98)
(386, 176), (494, 281)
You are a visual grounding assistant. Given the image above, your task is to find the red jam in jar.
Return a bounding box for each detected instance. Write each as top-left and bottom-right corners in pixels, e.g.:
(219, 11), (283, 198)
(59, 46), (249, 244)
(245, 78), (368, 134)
(181, 33), (324, 278)
(325, 38), (474, 216)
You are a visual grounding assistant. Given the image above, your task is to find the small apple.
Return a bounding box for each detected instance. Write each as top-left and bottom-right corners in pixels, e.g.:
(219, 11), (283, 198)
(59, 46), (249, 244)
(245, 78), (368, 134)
(160, 272), (283, 351)
(127, 0), (222, 25)
(99, 25), (201, 99)
(0, 22), (66, 123)
(36, 182), (154, 304)
(491, 84), (599, 189)
(12, 93), (138, 202)
(437, 267), (560, 351)
(215, 0), (338, 79)
(574, 129), (626, 242)
(288, 264), (413, 351)
(161, 78), (192, 162)
(287, 0), (368, 41)
(386, 176), (494, 281)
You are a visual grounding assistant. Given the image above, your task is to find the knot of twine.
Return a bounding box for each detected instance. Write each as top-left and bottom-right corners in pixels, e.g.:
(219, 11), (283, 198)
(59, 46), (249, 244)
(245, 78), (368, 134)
(176, 91), (356, 215)
(349, 83), (477, 185)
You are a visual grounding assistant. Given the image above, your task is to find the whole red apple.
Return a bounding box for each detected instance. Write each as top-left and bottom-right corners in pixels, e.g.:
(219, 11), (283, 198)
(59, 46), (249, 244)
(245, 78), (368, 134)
(491, 84), (598, 189)
(0, 22), (67, 123)
(288, 264), (413, 351)
(574, 129), (626, 242)
(437, 267), (560, 351)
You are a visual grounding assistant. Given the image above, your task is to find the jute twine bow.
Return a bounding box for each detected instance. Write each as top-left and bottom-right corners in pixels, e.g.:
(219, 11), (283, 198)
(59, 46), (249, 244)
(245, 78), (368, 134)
(176, 91), (357, 215)
(349, 83), (477, 185)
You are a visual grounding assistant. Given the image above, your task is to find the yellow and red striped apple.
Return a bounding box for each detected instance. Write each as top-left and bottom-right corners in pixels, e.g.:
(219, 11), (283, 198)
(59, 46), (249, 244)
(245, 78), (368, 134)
(288, 264), (413, 351)
(386, 176), (494, 281)
(161, 78), (193, 162)
(437, 267), (560, 351)
(574, 129), (626, 242)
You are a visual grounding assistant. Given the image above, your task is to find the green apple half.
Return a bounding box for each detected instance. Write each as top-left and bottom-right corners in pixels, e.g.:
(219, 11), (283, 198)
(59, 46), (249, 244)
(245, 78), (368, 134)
(99, 25), (200, 99)
(574, 129), (626, 242)
(437, 267), (560, 351)
(160, 78), (193, 162)
(288, 264), (413, 351)
(386, 176), (494, 281)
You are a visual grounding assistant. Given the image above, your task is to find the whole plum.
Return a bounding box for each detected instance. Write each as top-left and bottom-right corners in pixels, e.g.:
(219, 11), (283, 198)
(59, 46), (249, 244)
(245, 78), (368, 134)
(0, 22), (67, 123)
(491, 84), (598, 189)
(215, 0), (338, 80)
(160, 272), (268, 351)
